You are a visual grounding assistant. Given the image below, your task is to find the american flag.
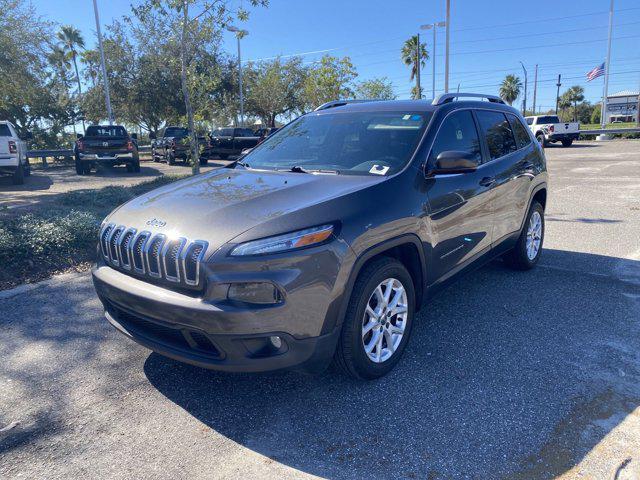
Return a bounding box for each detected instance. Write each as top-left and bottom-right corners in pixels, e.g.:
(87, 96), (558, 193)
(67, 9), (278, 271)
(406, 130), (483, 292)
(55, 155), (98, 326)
(586, 62), (605, 81)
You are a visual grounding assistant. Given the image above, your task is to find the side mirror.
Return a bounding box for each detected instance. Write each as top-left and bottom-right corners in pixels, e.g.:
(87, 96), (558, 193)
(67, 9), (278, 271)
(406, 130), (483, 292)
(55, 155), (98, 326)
(149, 132), (157, 140)
(76, 133), (83, 139)
(431, 151), (478, 175)
(131, 133), (138, 140)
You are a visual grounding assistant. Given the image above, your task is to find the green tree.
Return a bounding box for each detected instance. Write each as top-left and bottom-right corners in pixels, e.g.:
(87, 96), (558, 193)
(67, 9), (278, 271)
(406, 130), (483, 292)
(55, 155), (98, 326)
(57, 26), (86, 97)
(245, 57), (306, 127)
(564, 86), (585, 122)
(590, 104), (601, 124)
(135, 0), (267, 175)
(499, 74), (522, 105)
(302, 55), (358, 110)
(401, 35), (428, 99)
(355, 77), (396, 100)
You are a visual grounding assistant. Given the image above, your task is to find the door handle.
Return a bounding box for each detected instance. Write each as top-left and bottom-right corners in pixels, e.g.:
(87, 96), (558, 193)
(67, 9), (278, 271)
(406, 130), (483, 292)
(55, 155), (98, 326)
(479, 176), (495, 187)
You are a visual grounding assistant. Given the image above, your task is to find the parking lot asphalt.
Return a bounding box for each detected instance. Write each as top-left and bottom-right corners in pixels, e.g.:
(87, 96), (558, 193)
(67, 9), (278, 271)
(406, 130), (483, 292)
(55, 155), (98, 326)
(0, 159), (230, 210)
(1, 140), (639, 479)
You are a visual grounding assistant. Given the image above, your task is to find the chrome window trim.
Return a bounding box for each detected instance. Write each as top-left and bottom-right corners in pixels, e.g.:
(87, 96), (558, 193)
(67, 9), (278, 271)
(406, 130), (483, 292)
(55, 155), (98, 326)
(117, 227), (137, 271)
(144, 234), (166, 279)
(161, 237), (187, 283)
(180, 240), (208, 286)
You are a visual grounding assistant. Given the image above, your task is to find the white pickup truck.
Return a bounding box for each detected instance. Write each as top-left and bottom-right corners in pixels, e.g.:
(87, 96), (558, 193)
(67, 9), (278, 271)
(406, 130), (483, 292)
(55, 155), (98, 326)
(524, 115), (579, 148)
(0, 121), (30, 184)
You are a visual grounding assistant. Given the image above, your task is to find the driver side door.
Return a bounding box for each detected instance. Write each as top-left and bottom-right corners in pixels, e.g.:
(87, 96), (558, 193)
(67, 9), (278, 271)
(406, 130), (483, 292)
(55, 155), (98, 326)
(425, 109), (498, 284)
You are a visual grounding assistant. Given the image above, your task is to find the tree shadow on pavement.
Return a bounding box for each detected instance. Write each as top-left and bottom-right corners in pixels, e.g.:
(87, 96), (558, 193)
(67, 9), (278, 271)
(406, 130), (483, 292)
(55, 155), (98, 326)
(144, 249), (640, 479)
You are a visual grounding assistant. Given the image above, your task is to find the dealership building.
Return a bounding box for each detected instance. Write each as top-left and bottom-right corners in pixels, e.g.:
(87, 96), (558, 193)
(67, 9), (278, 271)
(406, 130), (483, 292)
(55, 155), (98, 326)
(604, 90), (639, 123)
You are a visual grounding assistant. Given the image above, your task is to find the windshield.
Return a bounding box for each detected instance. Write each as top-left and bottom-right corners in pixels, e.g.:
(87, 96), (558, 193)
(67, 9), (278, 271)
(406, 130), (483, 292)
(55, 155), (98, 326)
(243, 111), (431, 176)
(165, 127), (189, 137)
(537, 116), (560, 124)
(86, 126), (127, 137)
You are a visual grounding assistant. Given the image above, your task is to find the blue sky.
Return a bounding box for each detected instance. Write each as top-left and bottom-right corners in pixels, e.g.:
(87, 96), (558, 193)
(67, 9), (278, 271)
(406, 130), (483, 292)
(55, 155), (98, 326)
(36, 0), (640, 111)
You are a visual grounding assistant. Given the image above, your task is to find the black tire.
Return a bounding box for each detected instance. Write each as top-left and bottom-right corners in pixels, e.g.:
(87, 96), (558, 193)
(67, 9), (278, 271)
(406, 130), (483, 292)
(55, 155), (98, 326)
(199, 156), (208, 166)
(332, 257), (416, 380)
(11, 162), (25, 185)
(167, 151), (176, 165)
(23, 158), (31, 177)
(126, 162), (134, 173)
(83, 163), (92, 175)
(536, 133), (547, 148)
(219, 153), (228, 160)
(75, 158), (84, 175)
(133, 156), (141, 172)
(561, 139), (573, 147)
(503, 201), (545, 270)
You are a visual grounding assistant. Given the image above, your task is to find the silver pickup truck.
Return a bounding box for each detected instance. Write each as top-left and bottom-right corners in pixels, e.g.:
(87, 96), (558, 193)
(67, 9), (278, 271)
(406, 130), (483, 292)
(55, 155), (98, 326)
(0, 121), (30, 185)
(525, 115), (579, 147)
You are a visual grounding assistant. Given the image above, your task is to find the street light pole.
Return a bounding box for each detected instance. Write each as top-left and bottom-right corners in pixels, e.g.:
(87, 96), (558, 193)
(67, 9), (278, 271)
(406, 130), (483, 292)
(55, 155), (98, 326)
(420, 22), (446, 99)
(415, 33), (421, 99)
(519, 61), (527, 114)
(444, 0), (451, 93)
(555, 74), (562, 114)
(601, 0), (614, 128)
(532, 64), (538, 115)
(92, 0), (114, 124)
(227, 26), (247, 127)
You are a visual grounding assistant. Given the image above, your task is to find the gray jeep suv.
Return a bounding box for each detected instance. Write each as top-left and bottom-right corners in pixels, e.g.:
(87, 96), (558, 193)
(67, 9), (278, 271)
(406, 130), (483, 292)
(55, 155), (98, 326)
(93, 93), (548, 379)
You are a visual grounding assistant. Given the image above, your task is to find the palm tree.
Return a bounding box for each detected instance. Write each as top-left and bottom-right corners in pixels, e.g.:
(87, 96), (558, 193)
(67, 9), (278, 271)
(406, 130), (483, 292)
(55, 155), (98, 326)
(401, 36), (428, 98)
(566, 86), (585, 121)
(48, 45), (72, 86)
(58, 25), (86, 130)
(499, 74), (522, 105)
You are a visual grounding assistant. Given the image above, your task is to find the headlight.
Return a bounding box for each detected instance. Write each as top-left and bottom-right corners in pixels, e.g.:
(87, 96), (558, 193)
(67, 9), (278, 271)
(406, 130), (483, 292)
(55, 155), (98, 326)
(230, 224), (335, 256)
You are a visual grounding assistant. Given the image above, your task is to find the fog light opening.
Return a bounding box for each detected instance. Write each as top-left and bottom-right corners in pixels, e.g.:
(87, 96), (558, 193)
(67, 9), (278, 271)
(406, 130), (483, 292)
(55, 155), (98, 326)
(226, 282), (283, 305)
(269, 335), (282, 349)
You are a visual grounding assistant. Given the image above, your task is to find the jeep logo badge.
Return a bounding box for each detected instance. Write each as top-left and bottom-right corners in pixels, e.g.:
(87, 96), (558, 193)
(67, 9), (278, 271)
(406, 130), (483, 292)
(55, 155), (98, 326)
(103, 141), (109, 147)
(146, 218), (166, 228)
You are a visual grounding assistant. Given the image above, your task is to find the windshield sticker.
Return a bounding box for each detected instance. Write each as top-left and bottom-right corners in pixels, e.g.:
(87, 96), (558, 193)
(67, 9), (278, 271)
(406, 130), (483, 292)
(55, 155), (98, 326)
(370, 165), (390, 175)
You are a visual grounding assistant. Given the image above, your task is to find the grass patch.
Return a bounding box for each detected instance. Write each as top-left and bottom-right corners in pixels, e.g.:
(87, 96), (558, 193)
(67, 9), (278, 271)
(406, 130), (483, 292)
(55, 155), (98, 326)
(0, 174), (187, 290)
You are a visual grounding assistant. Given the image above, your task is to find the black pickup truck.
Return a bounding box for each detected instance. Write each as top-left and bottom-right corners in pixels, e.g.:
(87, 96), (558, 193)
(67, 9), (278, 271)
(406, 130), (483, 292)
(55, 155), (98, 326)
(207, 127), (262, 159)
(75, 125), (140, 175)
(151, 126), (201, 165)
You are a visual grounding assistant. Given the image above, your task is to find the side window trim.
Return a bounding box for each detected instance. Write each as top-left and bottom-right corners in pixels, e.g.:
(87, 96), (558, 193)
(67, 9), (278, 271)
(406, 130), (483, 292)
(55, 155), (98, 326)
(506, 113), (533, 149)
(470, 109), (491, 165)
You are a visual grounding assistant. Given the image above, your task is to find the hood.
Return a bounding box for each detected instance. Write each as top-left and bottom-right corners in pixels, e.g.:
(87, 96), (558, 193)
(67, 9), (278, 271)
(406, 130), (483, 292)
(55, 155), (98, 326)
(105, 167), (383, 253)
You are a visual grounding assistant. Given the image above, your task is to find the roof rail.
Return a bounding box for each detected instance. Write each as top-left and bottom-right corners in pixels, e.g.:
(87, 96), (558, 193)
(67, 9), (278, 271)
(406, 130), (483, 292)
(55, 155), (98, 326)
(313, 99), (380, 111)
(432, 93), (505, 106)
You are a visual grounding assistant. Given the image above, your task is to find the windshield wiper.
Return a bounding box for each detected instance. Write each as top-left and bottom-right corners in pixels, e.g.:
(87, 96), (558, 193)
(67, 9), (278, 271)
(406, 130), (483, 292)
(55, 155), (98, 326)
(278, 165), (339, 174)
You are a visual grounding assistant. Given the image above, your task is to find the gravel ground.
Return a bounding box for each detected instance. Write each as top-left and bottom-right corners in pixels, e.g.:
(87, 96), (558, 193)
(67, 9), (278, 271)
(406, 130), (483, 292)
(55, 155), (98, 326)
(1, 140), (639, 479)
(0, 159), (229, 210)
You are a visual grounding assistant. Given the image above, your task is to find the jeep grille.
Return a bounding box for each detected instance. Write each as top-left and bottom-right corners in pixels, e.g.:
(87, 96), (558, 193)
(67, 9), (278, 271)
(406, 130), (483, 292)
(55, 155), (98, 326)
(99, 223), (208, 288)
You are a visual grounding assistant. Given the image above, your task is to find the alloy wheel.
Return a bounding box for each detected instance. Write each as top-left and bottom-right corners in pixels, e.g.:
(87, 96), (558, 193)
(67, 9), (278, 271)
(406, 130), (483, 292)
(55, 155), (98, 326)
(361, 277), (408, 363)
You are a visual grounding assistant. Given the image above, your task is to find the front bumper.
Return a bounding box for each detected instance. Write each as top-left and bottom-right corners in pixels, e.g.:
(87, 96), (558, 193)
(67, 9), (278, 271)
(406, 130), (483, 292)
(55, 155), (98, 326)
(79, 152), (134, 162)
(92, 241), (350, 372)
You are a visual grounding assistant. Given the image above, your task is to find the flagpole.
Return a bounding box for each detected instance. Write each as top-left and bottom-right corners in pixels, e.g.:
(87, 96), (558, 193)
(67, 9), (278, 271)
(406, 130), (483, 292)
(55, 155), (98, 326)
(601, 0), (614, 129)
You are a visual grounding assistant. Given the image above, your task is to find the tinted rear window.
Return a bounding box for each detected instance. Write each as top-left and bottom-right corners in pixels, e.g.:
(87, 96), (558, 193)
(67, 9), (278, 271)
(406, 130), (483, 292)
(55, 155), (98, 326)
(0, 124), (11, 136)
(165, 127), (189, 137)
(476, 110), (517, 160)
(508, 114), (532, 149)
(234, 128), (256, 137)
(536, 116), (560, 124)
(86, 126), (127, 137)
(214, 128), (234, 137)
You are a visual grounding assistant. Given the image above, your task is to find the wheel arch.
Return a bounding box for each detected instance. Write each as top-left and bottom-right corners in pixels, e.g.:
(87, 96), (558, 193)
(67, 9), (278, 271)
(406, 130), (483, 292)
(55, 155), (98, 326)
(323, 234), (426, 335)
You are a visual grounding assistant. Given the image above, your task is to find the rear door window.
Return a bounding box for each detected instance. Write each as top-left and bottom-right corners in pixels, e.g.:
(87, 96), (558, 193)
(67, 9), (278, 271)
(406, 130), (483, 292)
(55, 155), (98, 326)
(508, 114), (532, 149)
(475, 110), (517, 160)
(429, 110), (482, 165)
(0, 124), (11, 136)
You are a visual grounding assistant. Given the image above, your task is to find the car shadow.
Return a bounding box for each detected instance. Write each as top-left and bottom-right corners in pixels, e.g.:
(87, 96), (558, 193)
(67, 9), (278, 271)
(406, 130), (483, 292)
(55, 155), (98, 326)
(0, 172), (54, 191)
(144, 248), (640, 479)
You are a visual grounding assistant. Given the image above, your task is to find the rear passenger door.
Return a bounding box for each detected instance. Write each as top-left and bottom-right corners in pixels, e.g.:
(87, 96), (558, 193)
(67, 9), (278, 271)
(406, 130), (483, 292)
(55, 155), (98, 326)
(426, 109), (498, 283)
(475, 110), (534, 243)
